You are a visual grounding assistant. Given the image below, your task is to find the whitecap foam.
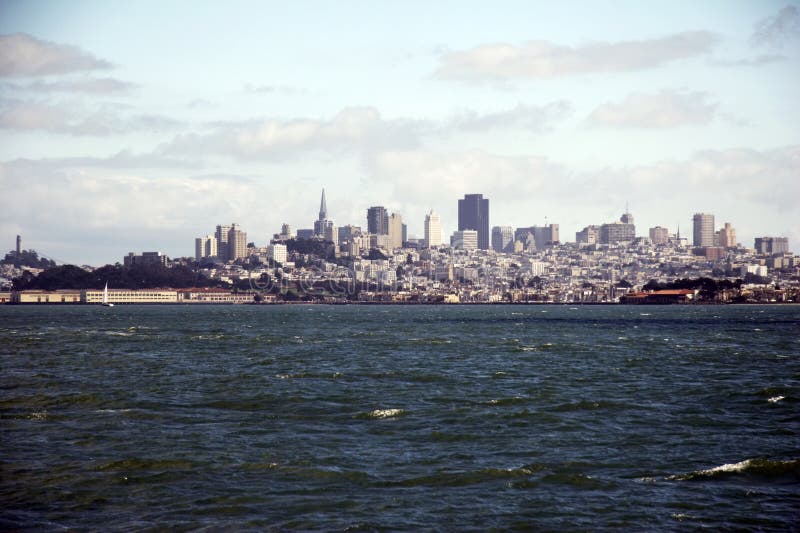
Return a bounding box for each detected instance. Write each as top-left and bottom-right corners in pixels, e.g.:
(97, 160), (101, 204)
(768, 395), (785, 403)
(369, 408), (405, 419)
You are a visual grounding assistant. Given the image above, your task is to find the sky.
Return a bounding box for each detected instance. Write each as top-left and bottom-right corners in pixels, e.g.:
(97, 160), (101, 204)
(0, 0), (798, 265)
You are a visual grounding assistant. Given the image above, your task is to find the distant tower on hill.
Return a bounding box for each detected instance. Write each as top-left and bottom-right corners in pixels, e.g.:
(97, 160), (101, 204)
(16, 235), (21, 255)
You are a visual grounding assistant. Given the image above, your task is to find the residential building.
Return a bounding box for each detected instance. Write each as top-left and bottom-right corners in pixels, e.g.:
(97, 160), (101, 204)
(228, 224), (248, 260)
(123, 251), (168, 267)
(215, 224), (232, 261)
(268, 243), (287, 264)
(576, 225), (599, 245)
(195, 235), (217, 260)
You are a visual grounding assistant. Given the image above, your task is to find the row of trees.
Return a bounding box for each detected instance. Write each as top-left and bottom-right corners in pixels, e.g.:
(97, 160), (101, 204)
(2, 249), (56, 269)
(12, 263), (224, 291)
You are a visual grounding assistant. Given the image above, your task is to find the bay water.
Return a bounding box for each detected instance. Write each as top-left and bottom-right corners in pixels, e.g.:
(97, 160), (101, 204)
(2, 304), (798, 530)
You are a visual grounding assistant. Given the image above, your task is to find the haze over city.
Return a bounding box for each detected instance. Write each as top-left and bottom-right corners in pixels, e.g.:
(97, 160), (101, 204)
(0, 1), (798, 265)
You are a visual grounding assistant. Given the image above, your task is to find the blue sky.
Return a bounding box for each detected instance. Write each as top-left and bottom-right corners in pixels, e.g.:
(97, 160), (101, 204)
(0, 0), (798, 264)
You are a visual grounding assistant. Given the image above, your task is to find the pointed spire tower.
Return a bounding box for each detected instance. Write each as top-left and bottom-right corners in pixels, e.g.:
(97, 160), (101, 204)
(319, 188), (327, 221)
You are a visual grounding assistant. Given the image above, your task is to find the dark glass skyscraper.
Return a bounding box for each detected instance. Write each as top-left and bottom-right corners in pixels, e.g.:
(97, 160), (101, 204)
(367, 206), (389, 235)
(458, 194), (489, 250)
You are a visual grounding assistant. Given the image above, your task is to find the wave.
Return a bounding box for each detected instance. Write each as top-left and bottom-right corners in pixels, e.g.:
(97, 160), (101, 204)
(360, 408), (405, 419)
(668, 458), (800, 481)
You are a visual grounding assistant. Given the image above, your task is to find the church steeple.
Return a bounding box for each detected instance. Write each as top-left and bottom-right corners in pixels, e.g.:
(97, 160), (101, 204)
(319, 188), (327, 221)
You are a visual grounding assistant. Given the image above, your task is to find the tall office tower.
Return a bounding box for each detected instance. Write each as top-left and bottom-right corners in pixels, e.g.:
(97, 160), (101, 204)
(215, 224), (232, 261)
(424, 210), (442, 248)
(754, 237), (789, 254)
(576, 225), (599, 244)
(458, 194), (489, 250)
(227, 224), (248, 260)
(367, 206), (389, 235)
(600, 221), (635, 244)
(492, 226), (514, 252)
(533, 224), (559, 249)
(693, 213), (715, 247)
(451, 230), (478, 250)
(388, 213), (404, 249)
(717, 222), (736, 248)
(280, 223), (293, 239)
(649, 226), (669, 245)
(620, 210), (634, 225)
(195, 235), (218, 260)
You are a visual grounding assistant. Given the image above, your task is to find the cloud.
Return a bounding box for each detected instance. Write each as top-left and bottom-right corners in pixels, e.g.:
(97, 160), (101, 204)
(3, 77), (138, 94)
(243, 83), (307, 95)
(587, 90), (717, 128)
(434, 31), (719, 83)
(0, 33), (112, 77)
(0, 100), (183, 135)
(164, 107), (425, 160)
(447, 101), (571, 132)
(752, 5), (800, 47)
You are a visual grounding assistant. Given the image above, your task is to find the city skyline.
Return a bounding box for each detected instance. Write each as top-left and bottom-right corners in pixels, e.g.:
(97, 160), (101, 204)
(1, 1), (798, 264)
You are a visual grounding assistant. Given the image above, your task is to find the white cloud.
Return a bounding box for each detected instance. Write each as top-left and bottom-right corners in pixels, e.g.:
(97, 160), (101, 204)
(587, 90), (717, 128)
(447, 101), (571, 132)
(752, 5), (800, 47)
(434, 31), (719, 83)
(0, 33), (112, 77)
(3, 77), (138, 93)
(164, 107), (425, 160)
(0, 100), (183, 135)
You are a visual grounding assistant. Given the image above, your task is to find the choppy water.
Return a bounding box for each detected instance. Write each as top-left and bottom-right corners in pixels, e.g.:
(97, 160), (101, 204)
(1, 304), (799, 530)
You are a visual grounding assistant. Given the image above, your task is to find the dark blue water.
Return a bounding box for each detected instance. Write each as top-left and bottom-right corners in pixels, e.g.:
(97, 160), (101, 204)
(2, 305), (798, 530)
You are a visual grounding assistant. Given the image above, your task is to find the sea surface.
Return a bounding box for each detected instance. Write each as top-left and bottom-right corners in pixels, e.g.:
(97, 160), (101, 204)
(1, 304), (798, 530)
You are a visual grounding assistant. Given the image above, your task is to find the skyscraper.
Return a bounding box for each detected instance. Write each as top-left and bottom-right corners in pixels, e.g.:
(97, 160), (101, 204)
(195, 235), (217, 260)
(458, 194), (489, 250)
(227, 224), (247, 260)
(215, 224), (232, 261)
(649, 226), (669, 245)
(314, 189), (333, 237)
(424, 210), (442, 248)
(367, 206), (389, 235)
(388, 213), (403, 249)
(693, 213), (715, 247)
(716, 222), (736, 248)
(492, 226), (513, 252)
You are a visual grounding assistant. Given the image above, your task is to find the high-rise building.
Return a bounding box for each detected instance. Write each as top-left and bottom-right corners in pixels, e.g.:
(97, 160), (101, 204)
(314, 188), (336, 241)
(268, 243), (287, 264)
(649, 226), (669, 245)
(228, 224), (247, 260)
(600, 221), (635, 244)
(717, 222), (736, 248)
(754, 237), (789, 255)
(424, 210), (442, 248)
(451, 230), (478, 250)
(515, 224), (559, 249)
(124, 251), (168, 267)
(367, 206), (389, 235)
(492, 226), (514, 252)
(280, 223), (293, 239)
(458, 194), (489, 250)
(215, 224), (232, 261)
(576, 225), (599, 245)
(693, 213), (715, 247)
(388, 213), (404, 250)
(195, 235), (217, 260)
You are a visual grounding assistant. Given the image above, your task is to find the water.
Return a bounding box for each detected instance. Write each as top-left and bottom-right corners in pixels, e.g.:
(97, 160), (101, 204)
(1, 304), (798, 530)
